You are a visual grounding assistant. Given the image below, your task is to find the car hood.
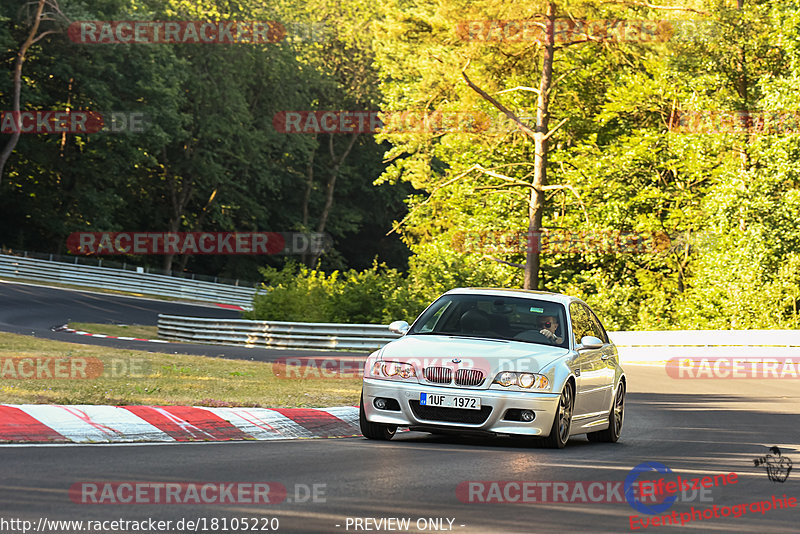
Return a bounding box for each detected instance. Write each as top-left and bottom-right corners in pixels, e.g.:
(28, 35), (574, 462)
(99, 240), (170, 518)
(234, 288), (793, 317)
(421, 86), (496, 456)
(380, 334), (570, 375)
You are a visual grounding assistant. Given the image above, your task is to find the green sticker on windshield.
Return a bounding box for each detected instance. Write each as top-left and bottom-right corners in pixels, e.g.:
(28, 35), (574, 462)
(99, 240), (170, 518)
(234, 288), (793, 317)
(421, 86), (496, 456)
(530, 307), (544, 313)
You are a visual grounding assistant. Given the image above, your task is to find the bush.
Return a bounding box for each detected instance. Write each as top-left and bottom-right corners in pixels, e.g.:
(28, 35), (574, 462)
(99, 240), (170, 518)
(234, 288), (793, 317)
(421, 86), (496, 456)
(245, 261), (431, 324)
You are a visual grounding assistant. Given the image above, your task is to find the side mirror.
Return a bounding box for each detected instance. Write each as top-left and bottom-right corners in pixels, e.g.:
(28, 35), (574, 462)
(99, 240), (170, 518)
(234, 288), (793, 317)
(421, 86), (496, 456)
(579, 335), (604, 349)
(388, 320), (410, 335)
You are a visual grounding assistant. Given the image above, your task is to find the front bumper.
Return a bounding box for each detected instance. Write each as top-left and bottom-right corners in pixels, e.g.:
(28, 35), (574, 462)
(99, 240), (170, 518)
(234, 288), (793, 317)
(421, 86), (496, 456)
(362, 377), (561, 437)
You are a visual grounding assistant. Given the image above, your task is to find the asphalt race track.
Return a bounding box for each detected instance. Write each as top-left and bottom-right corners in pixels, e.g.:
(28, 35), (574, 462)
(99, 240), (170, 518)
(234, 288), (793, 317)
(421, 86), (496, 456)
(0, 280), (798, 533)
(0, 280), (364, 361)
(1, 368), (798, 533)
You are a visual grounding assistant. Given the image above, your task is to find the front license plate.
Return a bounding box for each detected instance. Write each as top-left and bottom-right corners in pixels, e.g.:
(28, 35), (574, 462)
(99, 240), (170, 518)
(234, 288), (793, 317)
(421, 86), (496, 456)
(420, 392), (481, 410)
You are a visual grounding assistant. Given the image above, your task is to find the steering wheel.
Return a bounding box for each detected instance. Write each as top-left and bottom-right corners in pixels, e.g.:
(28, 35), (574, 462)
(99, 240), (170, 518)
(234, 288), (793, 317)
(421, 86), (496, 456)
(513, 329), (552, 343)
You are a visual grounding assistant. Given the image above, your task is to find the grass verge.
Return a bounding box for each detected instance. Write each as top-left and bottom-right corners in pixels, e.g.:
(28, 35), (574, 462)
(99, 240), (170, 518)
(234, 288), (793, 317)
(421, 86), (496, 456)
(0, 332), (362, 407)
(68, 322), (160, 340)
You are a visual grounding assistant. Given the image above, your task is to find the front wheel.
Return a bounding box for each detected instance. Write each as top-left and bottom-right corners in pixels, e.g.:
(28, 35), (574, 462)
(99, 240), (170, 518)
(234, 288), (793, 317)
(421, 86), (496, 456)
(540, 382), (574, 449)
(359, 392), (397, 441)
(587, 381), (625, 443)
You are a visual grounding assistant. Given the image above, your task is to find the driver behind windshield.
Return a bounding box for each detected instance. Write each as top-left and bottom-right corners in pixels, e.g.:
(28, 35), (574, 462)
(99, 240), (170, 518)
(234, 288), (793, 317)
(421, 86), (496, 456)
(538, 315), (564, 345)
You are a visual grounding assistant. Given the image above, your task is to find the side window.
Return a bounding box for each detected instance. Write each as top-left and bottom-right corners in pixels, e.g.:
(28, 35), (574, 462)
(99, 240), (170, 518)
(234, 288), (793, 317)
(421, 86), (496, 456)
(569, 302), (593, 346)
(584, 305), (609, 344)
(417, 301), (451, 333)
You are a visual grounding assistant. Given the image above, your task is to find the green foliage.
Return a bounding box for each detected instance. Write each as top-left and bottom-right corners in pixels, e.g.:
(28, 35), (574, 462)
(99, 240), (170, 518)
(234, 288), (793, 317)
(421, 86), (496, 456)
(360, 0), (800, 330)
(245, 261), (431, 324)
(0, 0), (409, 277)
(5, 0), (800, 330)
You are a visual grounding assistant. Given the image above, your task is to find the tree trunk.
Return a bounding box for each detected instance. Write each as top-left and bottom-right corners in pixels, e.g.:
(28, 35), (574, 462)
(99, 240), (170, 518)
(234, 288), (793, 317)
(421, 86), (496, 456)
(176, 189), (217, 273)
(524, 2), (556, 290)
(736, 0), (751, 171)
(309, 132), (359, 266)
(0, 0), (48, 184)
(163, 170), (192, 273)
(301, 138), (317, 267)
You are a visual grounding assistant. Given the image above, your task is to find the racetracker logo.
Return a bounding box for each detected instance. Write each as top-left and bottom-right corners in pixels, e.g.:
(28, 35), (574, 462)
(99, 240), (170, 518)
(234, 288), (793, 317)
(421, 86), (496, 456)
(272, 111), (492, 134)
(0, 357), (149, 379)
(666, 357), (800, 379)
(669, 110), (800, 135)
(272, 357), (365, 379)
(364, 356), (494, 382)
(456, 480), (711, 504)
(452, 229), (673, 255)
(456, 19), (686, 43)
(68, 21), (285, 44)
(0, 111), (146, 134)
(66, 232), (331, 255)
(69, 482), (288, 504)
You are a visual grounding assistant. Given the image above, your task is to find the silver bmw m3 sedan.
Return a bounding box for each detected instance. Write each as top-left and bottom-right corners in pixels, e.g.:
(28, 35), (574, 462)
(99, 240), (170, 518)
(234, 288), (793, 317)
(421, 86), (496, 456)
(360, 288), (626, 448)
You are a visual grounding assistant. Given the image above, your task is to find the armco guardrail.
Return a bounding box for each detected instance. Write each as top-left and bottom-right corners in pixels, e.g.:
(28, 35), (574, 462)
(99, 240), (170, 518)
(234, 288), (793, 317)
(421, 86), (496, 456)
(157, 316), (800, 356)
(0, 254), (260, 308)
(609, 330), (800, 362)
(158, 315), (400, 351)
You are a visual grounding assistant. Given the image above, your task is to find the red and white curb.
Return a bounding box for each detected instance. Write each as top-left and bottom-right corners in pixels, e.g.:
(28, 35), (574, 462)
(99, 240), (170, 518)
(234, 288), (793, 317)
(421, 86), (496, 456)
(215, 303), (245, 311)
(0, 404), (360, 443)
(52, 325), (169, 344)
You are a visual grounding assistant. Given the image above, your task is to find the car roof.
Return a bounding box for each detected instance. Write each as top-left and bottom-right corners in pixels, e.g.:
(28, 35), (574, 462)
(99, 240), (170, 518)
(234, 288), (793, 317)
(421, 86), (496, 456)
(444, 287), (575, 306)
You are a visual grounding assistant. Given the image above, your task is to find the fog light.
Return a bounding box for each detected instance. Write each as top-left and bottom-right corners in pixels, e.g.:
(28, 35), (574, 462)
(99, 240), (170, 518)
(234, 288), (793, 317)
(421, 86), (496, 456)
(374, 398), (388, 409)
(521, 410), (535, 422)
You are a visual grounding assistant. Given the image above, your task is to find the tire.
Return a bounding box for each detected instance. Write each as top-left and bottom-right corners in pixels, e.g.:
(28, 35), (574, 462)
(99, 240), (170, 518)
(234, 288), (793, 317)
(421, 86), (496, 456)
(587, 381), (625, 443)
(541, 382), (574, 449)
(359, 392), (397, 441)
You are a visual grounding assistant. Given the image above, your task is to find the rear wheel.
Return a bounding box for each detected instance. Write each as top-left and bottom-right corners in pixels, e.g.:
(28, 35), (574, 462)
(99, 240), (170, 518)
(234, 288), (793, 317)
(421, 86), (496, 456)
(359, 392), (397, 441)
(540, 382), (574, 449)
(587, 381), (625, 443)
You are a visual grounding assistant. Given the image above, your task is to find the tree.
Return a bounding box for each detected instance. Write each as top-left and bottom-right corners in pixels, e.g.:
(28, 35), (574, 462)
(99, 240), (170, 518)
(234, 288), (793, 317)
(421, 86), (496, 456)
(0, 0), (65, 184)
(373, 0), (704, 289)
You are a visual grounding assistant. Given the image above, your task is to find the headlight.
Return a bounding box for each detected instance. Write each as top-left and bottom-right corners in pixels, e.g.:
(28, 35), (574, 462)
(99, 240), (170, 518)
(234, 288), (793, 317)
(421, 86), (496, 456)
(492, 371), (550, 390)
(368, 361), (416, 380)
(498, 372), (516, 387)
(518, 373), (535, 388)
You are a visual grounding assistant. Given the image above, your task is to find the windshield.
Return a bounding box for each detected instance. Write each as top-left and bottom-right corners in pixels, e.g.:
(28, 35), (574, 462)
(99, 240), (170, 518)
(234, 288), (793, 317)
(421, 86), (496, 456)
(408, 293), (569, 348)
